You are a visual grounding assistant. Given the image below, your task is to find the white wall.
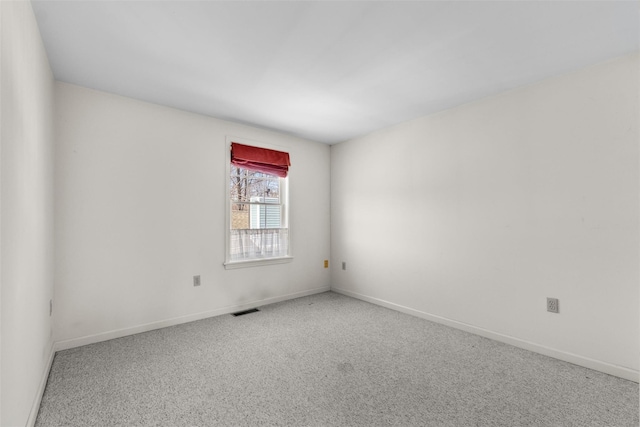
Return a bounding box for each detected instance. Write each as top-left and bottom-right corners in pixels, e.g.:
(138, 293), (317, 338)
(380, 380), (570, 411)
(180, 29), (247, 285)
(331, 54), (639, 380)
(1, 1), (55, 426)
(54, 82), (331, 346)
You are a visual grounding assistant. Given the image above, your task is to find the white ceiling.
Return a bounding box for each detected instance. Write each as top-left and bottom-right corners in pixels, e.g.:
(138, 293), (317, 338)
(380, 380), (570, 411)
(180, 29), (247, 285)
(32, 1), (639, 144)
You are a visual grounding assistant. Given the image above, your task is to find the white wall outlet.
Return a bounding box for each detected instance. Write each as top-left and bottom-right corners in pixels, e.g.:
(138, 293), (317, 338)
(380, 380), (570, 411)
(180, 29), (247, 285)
(547, 297), (559, 313)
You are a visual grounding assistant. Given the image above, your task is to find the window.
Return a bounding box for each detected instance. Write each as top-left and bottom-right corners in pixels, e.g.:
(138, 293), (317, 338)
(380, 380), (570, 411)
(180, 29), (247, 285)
(224, 139), (291, 268)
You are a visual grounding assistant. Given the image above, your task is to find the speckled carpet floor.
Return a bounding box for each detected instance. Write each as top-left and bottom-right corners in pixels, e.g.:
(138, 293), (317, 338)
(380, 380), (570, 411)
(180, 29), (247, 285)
(36, 291), (638, 426)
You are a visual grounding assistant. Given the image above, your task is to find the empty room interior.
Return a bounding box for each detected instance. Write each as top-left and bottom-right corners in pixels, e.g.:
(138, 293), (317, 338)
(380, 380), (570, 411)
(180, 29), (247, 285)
(2, 1), (639, 426)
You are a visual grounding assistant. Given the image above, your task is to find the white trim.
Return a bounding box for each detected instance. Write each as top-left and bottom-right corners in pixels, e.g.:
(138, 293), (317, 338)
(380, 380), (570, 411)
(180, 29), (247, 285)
(26, 343), (55, 427)
(54, 286), (329, 352)
(331, 287), (639, 383)
(224, 256), (293, 270)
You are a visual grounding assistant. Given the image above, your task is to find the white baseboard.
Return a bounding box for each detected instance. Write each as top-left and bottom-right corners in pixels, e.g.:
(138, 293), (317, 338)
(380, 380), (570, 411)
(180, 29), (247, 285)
(54, 286), (330, 352)
(27, 342), (55, 427)
(331, 287), (639, 383)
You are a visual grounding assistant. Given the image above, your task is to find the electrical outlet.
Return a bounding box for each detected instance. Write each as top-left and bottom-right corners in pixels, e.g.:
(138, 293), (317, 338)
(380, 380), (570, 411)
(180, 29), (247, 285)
(324, 260), (329, 268)
(342, 262), (347, 270)
(193, 275), (201, 287)
(49, 299), (53, 316)
(547, 297), (559, 313)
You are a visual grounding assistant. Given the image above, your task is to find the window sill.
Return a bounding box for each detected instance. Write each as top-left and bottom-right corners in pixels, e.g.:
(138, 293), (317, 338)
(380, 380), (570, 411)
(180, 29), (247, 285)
(224, 256), (293, 270)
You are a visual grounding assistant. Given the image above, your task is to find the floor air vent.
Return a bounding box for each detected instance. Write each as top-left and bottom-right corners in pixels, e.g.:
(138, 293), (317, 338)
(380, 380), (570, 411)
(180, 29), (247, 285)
(232, 308), (260, 317)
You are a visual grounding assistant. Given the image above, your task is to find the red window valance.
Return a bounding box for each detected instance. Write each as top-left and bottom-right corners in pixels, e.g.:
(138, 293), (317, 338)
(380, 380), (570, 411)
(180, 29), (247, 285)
(231, 143), (291, 178)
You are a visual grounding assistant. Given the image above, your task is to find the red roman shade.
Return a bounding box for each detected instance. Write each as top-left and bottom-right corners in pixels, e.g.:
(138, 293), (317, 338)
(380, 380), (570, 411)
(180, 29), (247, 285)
(231, 143), (291, 178)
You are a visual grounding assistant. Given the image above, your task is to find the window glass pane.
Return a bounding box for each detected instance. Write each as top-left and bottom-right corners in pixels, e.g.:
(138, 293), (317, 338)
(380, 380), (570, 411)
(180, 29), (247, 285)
(230, 166), (280, 203)
(232, 202), (283, 230)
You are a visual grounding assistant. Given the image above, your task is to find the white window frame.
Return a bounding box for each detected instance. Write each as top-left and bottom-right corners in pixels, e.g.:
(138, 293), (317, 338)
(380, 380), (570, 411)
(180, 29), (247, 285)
(223, 136), (293, 269)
